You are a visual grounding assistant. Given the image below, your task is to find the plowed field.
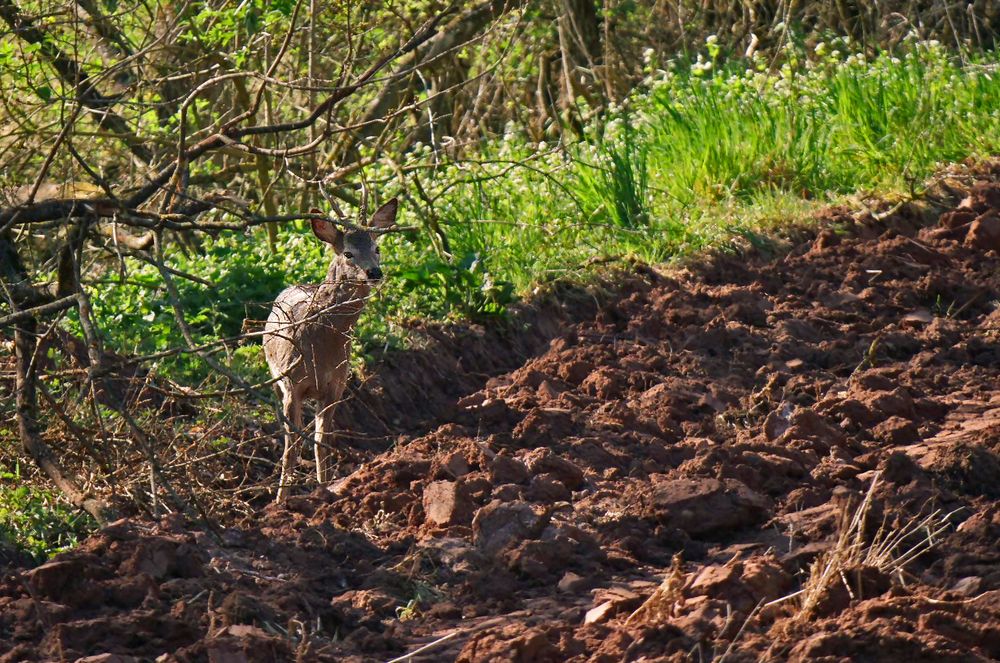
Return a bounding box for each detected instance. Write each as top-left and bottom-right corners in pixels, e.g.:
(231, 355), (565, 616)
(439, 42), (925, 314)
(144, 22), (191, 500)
(5, 164), (1000, 662)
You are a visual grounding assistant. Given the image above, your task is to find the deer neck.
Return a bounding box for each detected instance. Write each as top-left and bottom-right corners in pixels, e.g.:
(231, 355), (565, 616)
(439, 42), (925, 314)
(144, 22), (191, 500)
(315, 258), (371, 320)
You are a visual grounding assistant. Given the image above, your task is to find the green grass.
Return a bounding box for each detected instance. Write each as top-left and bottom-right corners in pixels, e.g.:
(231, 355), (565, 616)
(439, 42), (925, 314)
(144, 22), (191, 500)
(87, 37), (1000, 384)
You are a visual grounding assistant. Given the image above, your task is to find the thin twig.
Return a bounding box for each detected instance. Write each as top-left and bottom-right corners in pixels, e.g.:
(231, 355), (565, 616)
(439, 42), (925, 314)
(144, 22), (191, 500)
(384, 631), (460, 663)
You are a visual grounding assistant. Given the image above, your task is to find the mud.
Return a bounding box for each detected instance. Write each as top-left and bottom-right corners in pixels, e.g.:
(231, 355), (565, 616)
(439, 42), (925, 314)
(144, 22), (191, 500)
(5, 163), (1000, 661)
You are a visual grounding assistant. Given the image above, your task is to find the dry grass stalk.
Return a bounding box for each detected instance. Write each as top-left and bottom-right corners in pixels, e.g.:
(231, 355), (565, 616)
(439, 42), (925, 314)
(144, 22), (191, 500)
(795, 471), (957, 622)
(625, 552), (766, 663)
(625, 553), (685, 625)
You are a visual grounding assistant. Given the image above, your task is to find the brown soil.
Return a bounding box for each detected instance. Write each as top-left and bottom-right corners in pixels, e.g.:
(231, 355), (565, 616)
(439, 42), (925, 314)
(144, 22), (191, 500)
(6, 163), (1000, 661)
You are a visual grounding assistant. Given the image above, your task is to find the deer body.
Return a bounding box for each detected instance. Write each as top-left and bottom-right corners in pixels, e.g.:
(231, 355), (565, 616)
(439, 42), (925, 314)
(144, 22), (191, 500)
(263, 199), (397, 501)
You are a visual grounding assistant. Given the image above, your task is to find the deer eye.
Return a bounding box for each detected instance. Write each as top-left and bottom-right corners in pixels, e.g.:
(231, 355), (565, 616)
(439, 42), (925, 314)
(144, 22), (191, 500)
(344, 251), (354, 259)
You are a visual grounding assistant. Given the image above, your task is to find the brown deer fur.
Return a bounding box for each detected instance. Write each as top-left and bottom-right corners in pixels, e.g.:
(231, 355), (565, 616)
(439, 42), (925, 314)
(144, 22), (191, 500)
(263, 199), (397, 501)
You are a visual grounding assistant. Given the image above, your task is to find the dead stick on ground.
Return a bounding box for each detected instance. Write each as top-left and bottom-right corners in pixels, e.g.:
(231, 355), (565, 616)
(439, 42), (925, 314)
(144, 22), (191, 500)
(384, 631), (459, 663)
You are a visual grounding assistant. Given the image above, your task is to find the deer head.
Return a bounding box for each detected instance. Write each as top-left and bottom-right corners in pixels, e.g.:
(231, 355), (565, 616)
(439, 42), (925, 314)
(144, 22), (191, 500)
(309, 198), (398, 284)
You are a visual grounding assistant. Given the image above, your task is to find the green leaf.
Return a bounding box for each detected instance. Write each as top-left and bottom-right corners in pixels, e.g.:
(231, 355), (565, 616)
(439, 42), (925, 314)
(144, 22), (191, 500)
(269, 0), (295, 16)
(245, 7), (261, 34)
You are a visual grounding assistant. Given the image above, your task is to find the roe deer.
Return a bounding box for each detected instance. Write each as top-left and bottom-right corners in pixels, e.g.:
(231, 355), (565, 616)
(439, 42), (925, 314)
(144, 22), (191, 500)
(263, 198), (398, 501)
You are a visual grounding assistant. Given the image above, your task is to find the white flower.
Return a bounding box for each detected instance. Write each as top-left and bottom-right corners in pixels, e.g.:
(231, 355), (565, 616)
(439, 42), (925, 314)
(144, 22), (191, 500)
(706, 34), (718, 45)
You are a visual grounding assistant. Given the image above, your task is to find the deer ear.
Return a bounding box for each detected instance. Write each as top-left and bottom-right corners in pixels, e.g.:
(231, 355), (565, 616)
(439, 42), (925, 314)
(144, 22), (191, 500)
(310, 212), (344, 251)
(369, 198), (398, 230)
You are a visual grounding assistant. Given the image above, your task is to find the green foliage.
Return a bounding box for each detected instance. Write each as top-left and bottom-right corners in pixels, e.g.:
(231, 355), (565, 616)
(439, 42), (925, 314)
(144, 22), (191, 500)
(397, 251), (515, 321)
(384, 36), (1000, 316)
(0, 465), (96, 561)
(86, 38), (1000, 388)
(634, 36), (1000, 208)
(85, 236), (292, 381)
(180, 0), (294, 54)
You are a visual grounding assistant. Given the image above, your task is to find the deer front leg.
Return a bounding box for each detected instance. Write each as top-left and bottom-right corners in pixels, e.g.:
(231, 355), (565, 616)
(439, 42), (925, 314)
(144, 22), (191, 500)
(314, 382), (345, 484)
(276, 386), (303, 502)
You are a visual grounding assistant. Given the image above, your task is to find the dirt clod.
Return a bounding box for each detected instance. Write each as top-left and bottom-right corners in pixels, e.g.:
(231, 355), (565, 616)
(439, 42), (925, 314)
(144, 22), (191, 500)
(646, 477), (770, 536)
(423, 480), (475, 526)
(472, 500), (548, 556)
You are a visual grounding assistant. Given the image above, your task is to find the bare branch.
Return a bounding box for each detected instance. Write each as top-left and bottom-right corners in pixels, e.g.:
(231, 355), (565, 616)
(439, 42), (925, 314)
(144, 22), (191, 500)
(0, 294), (80, 328)
(0, 0), (152, 163)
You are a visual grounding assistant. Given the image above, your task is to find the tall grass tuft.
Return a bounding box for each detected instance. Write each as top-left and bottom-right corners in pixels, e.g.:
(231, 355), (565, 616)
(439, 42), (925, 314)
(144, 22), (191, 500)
(576, 120), (651, 230)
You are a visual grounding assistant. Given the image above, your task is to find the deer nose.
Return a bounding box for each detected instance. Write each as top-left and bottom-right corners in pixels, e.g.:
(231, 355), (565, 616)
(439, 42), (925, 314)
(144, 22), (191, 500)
(366, 266), (383, 281)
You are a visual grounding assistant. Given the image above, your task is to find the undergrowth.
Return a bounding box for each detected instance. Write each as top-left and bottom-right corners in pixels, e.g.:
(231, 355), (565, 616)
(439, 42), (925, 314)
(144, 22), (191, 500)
(86, 36), (1000, 383)
(0, 464), (96, 561)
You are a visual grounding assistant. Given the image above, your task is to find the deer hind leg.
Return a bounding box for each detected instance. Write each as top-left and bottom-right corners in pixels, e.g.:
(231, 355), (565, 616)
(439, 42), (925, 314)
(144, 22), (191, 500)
(276, 383), (303, 502)
(314, 383), (345, 484)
